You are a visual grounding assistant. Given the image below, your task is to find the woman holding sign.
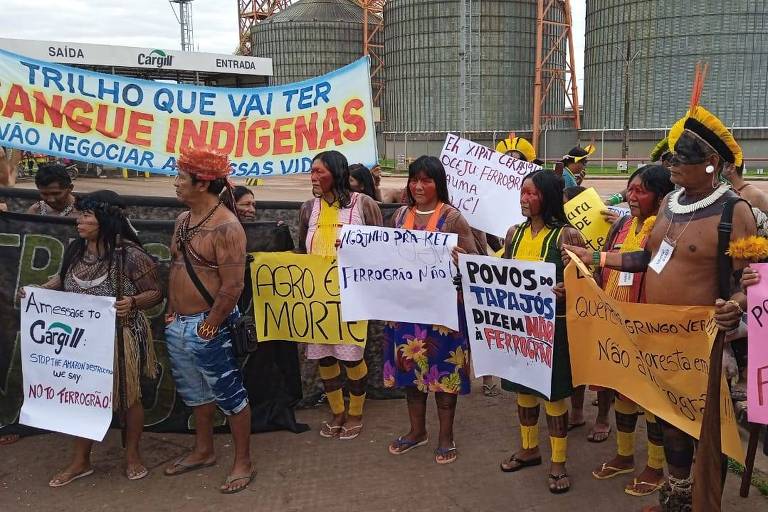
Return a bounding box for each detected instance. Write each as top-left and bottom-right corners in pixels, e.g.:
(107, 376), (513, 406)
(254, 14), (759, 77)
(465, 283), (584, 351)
(497, 169), (585, 494)
(384, 156), (478, 465)
(20, 190), (162, 486)
(590, 165), (674, 497)
(298, 150), (382, 440)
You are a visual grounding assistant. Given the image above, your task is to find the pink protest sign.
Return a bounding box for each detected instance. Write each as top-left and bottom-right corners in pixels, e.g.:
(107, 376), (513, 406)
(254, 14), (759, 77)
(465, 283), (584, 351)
(746, 263), (768, 424)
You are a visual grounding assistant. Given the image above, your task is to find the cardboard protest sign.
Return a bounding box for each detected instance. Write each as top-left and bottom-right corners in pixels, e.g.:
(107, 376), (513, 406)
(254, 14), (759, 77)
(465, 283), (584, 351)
(251, 252), (367, 345)
(565, 255), (744, 461)
(20, 288), (116, 441)
(459, 254), (556, 398)
(337, 225), (459, 330)
(439, 133), (540, 237)
(0, 49), (377, 176)
(564, 187), (613, 251)
(746, 262), (768, 424)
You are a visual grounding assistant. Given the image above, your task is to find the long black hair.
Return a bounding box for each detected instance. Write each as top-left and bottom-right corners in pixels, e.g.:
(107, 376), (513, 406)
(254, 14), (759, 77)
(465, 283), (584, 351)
(313, 150), (352, 208)
(60, 190), (143, 281)
(523, 169), (568, 228)
(627, 164), (674, 202)
(349, 164), (376, 199)
(232, 185), (253, 202)
(405, 156), (452, 206)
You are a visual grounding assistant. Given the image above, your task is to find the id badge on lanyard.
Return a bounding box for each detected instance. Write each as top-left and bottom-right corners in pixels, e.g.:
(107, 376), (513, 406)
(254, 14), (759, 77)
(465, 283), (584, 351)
(648, 237), (676, 274)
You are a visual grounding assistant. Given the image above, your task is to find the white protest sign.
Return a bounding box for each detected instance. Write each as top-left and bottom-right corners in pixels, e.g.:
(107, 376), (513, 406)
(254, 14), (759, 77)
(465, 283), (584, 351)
(20, 288), (116, 441)
(337, 225), (459, 330)
(439, 133), (540, 238)
(459, 253), (556, 398)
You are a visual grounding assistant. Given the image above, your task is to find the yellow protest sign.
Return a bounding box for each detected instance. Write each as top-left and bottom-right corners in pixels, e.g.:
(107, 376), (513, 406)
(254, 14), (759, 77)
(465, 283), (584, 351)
(250, 252), (367, 346)
(564, 255), (744, 462)
(564, 187), (612, 251)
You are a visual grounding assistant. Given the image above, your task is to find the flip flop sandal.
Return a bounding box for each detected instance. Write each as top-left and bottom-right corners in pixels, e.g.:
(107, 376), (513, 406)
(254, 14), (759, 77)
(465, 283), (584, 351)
(49, 468), (94, 488)
(625, 478), (665, 497)
(548, 473), (571, 494)
(591, 462), (635, 480)
(388, 436), (428, 455)
(338, 424), (363, 440)
(319, 422), (343, 438)
(567, 421), (586, 431)
(126, 464), (149, 481)
(587, 426), (612, 443)
(219, 470), (256, 495)
(434, 443), (457, 465)
(500, 455), (542, 472)
(164, 456), (217, 476)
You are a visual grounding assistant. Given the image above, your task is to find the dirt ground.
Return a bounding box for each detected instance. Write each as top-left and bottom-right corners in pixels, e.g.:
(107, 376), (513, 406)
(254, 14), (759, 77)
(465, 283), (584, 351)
(1, 385), (765, 512)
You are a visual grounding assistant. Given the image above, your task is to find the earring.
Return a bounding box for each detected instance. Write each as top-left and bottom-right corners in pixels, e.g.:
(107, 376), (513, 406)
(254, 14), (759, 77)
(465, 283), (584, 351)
(705, 165), (715, 174)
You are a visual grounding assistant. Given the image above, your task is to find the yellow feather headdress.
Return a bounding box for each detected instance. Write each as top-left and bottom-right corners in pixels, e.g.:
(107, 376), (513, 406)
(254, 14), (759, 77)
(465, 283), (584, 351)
(667, 62), (743, 166)
(495, 134), (536, 163)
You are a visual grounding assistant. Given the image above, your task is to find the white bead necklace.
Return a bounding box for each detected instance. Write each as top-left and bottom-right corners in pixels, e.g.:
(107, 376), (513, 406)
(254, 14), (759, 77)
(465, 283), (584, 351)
(667, 184), (730, 215)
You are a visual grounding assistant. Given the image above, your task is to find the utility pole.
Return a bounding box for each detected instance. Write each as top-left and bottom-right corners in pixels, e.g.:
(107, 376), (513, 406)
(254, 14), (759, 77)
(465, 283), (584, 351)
(170, 0), (195, 52)
(621, 35), (632, 160)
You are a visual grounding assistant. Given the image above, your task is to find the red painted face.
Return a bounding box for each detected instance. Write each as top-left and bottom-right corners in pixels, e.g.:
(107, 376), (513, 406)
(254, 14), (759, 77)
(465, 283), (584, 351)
(626, 176), (657, 219)
(408, 171), (437, 206)
(310, 159), (334, 196)
(520, 179), (543, 218)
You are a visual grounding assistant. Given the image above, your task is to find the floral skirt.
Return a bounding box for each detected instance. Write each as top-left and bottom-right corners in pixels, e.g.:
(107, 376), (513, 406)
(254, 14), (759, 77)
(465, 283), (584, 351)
(383, 312), (471, 395)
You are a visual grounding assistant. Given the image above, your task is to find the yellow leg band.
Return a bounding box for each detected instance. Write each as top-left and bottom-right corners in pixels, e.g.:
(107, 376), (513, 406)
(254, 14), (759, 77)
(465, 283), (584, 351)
(348, 393), (366, 417)
(615, 398), (638, 415)
(517, 393), (539, 408)
(318, 363), (341, 380)
(346, 361), (368, 381)
(520, 424), (539, 450)
(326, 388), (345, 415)
(617, 430), (635, 457)
(550, 435), (567, 464)
(647, 442), (665, 470)
(544, 399), (568, 417)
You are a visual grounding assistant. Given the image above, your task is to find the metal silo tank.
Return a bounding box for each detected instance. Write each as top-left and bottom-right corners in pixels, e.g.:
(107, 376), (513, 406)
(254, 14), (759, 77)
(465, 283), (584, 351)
(384, 0), (560, 134)
(584, 0), (768, 130)
(250, 0), (382, 86)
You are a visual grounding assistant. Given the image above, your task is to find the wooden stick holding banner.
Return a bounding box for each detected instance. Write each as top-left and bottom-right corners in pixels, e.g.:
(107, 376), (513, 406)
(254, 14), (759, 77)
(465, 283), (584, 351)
(115, 235), (128, 448)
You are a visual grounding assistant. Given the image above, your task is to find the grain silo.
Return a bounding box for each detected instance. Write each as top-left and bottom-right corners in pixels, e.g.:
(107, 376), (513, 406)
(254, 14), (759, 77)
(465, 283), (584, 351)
(250, 0), (381, 86)
(584, 0), (768, 130)
(384, 0), (563, 134)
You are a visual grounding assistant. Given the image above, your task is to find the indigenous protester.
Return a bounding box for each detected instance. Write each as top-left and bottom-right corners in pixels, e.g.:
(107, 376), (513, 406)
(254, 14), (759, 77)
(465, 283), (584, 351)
(164, 146), (254, 494)
(27, 164), (77, 217)
(297, 150), (382, 440)
(19, 190), (161, 486)
(565, 101), (756, 511)
(385, 155), (478, 464)
(588, 165), (674, 497)
(723, 164), (768, 212)
(349, 163), (378, 200)
(233, 185), (256, 221)
(561, 145), (596, 187)
(497, 169), (586, 494)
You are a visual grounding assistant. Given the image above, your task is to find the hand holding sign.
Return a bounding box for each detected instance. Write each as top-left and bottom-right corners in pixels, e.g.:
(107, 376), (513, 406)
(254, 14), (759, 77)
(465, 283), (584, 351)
(564, 188), (612, 251)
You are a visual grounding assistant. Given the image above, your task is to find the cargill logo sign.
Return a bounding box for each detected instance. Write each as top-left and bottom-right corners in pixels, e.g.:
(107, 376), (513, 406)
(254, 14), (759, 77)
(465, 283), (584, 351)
(30, 320), (85, 355)
(137, 49), (174, 68)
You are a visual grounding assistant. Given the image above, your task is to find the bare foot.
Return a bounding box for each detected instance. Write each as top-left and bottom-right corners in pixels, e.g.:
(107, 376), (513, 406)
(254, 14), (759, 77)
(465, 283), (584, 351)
(587, 423), (612, 443)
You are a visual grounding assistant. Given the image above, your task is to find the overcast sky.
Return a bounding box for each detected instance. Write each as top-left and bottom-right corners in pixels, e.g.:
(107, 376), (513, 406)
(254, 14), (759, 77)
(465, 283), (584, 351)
(2, 0), (587, 85)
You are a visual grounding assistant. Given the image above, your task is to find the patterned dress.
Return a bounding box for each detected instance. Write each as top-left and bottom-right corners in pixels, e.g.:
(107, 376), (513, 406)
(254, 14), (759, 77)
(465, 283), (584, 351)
(383, 204), (477, 395)
(500, 223), (576, 401)
(63, 243), (160, 409)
